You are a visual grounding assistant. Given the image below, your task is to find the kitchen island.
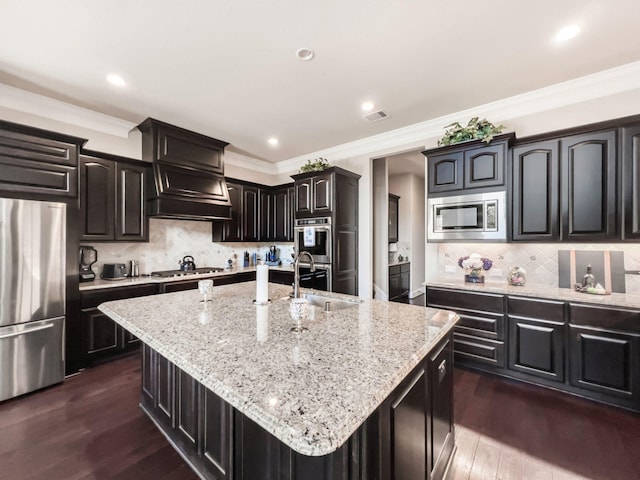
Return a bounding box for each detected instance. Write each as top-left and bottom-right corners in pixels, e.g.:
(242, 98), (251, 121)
(99, 282), (458, 480)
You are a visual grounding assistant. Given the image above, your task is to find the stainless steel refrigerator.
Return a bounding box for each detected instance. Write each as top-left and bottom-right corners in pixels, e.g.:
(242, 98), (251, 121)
(0, 197), (66, 402)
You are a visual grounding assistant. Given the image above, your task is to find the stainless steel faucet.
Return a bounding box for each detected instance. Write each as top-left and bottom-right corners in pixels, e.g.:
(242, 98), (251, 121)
(293, 251), (315, 298)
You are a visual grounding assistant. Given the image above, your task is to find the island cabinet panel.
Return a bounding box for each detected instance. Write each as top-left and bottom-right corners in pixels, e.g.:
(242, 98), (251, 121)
(507, 297), (565, 383)
(560, 130), (618, 241)
(511, 140), (560, 241)
(139, 334), (455, 480)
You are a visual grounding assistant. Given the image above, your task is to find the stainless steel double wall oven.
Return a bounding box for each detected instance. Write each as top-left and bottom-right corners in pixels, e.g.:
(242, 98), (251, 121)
(294, 217), (332, 291)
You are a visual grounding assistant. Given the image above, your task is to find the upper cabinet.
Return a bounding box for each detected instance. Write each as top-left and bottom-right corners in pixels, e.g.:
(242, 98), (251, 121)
(622, 124), (640, 240)
(292, 170), (333, 217)
(80, 151), (149, 242)
(389, 194), (399, 243)
(560, 130), (618, 241)
(0, 119), (85, 198)
(512, 129), (618, 242)
(424, 133), (514, 195)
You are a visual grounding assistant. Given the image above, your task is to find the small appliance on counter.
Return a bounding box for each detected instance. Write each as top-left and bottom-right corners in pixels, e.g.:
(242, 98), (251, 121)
(101, 263), (127, 280)
(129, 260), (139, 277)
(265, 245), (281, 266)
(79, 245), (98, 282)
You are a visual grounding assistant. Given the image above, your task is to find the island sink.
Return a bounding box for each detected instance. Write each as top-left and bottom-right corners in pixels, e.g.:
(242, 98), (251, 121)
(301, 293), (362, 311)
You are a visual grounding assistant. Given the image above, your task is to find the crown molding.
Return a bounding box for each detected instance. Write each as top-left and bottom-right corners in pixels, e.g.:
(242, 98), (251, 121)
(275, 60), (640, 174)
(0, 83), (136, 137)
(225, 150), (275, 175)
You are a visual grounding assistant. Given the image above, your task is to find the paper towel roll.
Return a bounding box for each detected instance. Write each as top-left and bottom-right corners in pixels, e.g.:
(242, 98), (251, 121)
(256, 264), (269, 303)
(256, 305), (268, 342)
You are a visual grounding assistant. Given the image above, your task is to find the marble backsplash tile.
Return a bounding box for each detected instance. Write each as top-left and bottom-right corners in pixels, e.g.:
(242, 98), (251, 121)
(85, 218), (294, 276)
(436, 243), (640, 294)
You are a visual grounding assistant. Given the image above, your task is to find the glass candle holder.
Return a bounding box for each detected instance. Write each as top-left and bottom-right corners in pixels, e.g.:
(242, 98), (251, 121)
(289, 298), (308, 332)
(198, 279), (213, 302)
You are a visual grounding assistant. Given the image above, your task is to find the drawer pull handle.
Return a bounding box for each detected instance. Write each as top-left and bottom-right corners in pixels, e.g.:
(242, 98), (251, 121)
(438, 359), (447, 383)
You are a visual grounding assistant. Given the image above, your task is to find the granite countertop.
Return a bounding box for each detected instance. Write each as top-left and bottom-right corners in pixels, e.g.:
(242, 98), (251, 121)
(425, 276), (640, 310)
(98, 282), (458, 456)
(80, 265), (294, 291)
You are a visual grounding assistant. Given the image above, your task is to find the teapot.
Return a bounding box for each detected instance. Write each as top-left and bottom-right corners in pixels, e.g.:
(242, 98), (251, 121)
(179, 255), (196, 271)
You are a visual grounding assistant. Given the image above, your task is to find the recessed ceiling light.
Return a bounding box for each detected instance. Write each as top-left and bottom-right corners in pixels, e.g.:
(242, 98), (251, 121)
(295, 48), (315, 61)
(268, 137), (279, 146)
(361, 101), (375, 112)
(554, 24), (581, 43)
(107, 73), (126, 87)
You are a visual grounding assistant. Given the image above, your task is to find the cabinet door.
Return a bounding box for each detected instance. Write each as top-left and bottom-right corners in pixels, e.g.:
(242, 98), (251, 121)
(388, 195), (399, 243)
(389, 273), (402, 300)
(83, 308), (121, 358)
(272, 188), (290, 242)
(259, 189), (273, 241)
(79, 156), (115, 241)
(561, 130), (618, 241)
(400, 264), (410, 297)
(295, 178), (312, 216)
(288, 186), (295, 240)
(312, 172), (332, 214)
(427, 152), (463, 193)
(428, 338), (454, 479)
(242, 185), (260, 242)
(175, 369), (199, 450)
(508, 316), (565, 382)
(214, 182), (242, 241)
(569, 325), (640, 404)
(463, 143), (505, 189)
(622, 124), (640, 240)
(115, 162), (148, 241)
(512, 141), (560, 241)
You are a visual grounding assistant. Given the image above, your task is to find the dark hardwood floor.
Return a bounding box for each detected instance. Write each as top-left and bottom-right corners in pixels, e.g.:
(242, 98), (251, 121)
(1, 353), (638, 479)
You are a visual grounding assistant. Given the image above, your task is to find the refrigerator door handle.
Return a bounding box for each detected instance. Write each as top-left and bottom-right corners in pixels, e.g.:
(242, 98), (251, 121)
(0, 323), (54, 340)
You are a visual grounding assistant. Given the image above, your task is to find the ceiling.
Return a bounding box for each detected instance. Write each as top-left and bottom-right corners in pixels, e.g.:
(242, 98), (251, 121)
(1, 1), (639, 164)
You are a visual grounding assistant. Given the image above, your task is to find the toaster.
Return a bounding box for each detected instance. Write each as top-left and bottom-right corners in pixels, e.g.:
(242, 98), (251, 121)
(101, 263), (127, 280)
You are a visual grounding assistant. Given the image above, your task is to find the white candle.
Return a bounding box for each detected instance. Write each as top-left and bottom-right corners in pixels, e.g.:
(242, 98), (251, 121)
(256, 305), (268, 342)
(256, 264), (269, 303)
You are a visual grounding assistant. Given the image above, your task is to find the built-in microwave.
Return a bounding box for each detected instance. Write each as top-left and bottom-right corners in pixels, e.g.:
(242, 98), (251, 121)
(427, 191), (507, 241)
(294, 217), (332, 264)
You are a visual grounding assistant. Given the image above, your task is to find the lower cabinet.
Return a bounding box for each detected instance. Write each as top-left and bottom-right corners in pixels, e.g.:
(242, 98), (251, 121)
(140, 334), (454, 480)
(389, 262), (410, 301)
(80, 284), (157, 365)
(426, 286), (640, 412)
(507, 296), (565, 383)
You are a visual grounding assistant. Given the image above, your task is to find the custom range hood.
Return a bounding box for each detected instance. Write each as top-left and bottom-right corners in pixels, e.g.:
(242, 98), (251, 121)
(137, 118), (232, 220)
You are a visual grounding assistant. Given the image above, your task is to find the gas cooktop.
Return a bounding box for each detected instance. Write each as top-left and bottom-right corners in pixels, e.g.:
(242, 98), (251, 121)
(150, 267), (225, 278)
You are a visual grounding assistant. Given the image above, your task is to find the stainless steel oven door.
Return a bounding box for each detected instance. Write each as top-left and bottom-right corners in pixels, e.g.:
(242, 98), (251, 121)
(294, 225), (332, 264)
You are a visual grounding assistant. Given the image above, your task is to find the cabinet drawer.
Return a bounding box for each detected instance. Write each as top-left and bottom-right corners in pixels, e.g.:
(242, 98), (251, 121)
(508, 296), (564, 322)
(81, 284), (157, 308)
(427, 287), (504, 313)
(453, 333), (506, 368)
(389, 265), (401, 275)
(569, 303), (640, 333)
(401, 263), (410, 273)
(455, 310), (505, 340)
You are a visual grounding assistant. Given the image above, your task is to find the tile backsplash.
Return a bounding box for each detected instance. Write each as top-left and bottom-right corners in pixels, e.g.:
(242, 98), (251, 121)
(85, 218), (294, 275)
(436, 243), (640, 294)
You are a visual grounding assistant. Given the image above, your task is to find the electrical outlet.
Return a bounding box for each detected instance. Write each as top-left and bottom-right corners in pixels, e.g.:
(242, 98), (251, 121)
(444, 265), (456, 273)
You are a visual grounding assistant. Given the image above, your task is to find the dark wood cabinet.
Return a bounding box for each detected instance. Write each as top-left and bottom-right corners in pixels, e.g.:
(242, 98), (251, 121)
(269, 269), (293, 287)
(292, 171), (333, 217)
(561, 130), (618, 241)
(622, 124), (640, 240)
(507, 297), (565, 383)
(212, 180), (260, 242)
(389, 262), (410, 301)
(0, 119), (85, 197)
(80, 151), (149, 242)
(424, 133), (513, 195)
(512, 140), (560, 241)
(272, 185), (294, 242)
(568, 303), (640, 411)
(141, 333), (454, 480)
(79, 283), (156, 365)
(388, 194), (399, 243)
(426, 287), (506, 369)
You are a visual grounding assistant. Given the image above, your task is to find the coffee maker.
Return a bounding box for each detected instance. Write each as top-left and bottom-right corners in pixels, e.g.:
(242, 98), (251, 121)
(79, 246), (98, 282)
